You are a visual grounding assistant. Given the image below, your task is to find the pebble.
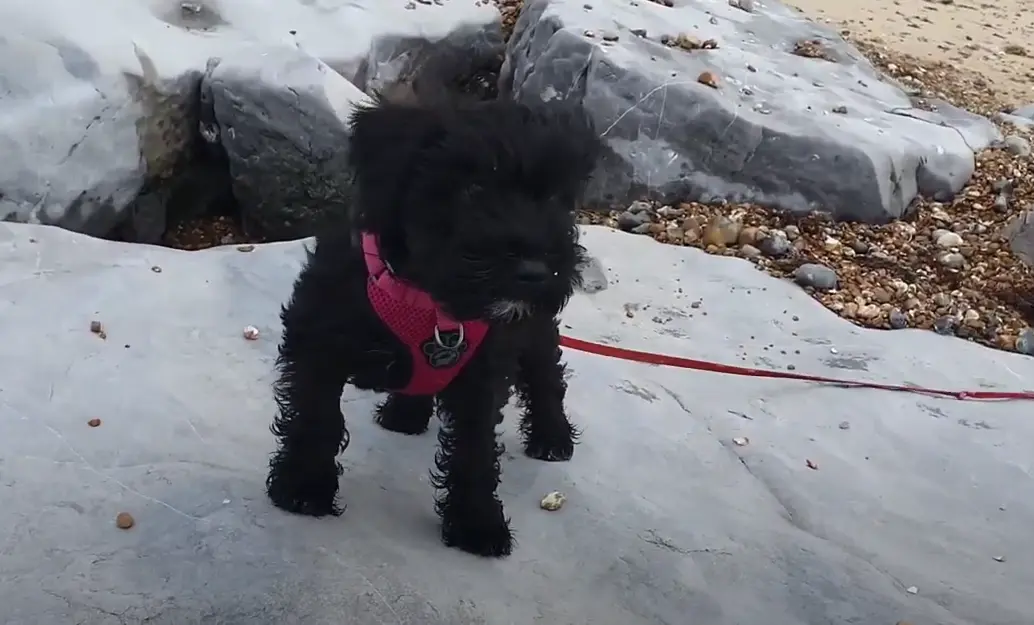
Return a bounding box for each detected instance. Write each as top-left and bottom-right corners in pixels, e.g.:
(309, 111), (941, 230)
(1004, 135), (1031, 158)
(994, 193), (1010, 212)
(1017, 328), (1034, 355)
(783, 225), (800, 240)
(87, 418), (102, 427)
(936, 251), (965, 269)
(759, 232), (792, 257)
(540, 491), (567, 511)
(115, 512), (135, 530)
(889, 309), (908, 329)
(702, 215), (742, 247)
(242, 326), (260, 340)
(617, 210), (651, 231)
(935, 231), (963, 248)
(729, 0), (754, 10)
(857, 303), (880, 319)
(631, 222), (653, 235)
(739, 244), (762, 258)
(793, 263), (839, 290)
(697, 71), (719, 88)
(933, 315), (957, 336)
(993, 178), (1014, 194)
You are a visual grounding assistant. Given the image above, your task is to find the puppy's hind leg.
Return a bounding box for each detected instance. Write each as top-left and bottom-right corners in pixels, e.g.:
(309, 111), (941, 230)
(266, 328), (351, 517)
(516, 316), (579, 462)
(374, 393), (434, 435)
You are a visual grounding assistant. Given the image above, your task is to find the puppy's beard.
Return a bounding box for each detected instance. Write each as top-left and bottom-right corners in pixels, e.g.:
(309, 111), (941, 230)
(488, 299), (533, 322)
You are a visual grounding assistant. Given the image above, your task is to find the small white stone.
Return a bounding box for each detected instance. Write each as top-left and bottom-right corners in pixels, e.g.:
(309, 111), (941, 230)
(906, 586), (919, 595)
(540, 491), (567, 511)
(243, 325), (260, 340)
(732, 436), (750, 446)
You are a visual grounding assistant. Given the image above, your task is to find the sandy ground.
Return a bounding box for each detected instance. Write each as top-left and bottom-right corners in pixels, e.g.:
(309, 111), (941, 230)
(788, 0), (1034, 109)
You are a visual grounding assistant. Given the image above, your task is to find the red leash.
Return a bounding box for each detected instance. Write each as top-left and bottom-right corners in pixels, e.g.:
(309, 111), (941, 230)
(558, 335), (1034, 402)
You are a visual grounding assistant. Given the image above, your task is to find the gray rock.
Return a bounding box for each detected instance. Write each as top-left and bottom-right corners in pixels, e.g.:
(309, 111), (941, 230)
(500, 0), (1001, 224)
(576, 254), (609, 292)
(994, 112), (1034, 130)
(203, 47), (371, 240)
(1001, 210), (1034, 269)
(1017, 328), (1034, 356)
(793, 263), (838, 290)
(888, 309), (908, 329)
(631, 222), (653, 234)
(617, 210), (651, 231)
(1012, 103), (1034, 119)
(0, 36), (208, 243)
(7, 222), (1034, 625)
(0, 0), (502, 241)
(995, 193), (1010, 213)
(758, 233), (792, 257)
(1005, 135), (1032, 158)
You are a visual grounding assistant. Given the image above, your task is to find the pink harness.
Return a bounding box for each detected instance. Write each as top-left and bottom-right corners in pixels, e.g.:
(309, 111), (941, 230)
(362, 232), (488, 395)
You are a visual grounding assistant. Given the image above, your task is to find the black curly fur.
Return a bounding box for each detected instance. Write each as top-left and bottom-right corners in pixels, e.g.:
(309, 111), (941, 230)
(264, 90), (603, 558)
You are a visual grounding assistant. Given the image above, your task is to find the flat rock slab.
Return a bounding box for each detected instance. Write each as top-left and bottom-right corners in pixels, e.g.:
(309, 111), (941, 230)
(0, 0), (499, 239)
(502, 0), (1001, 222)
(2, 223), (1034, 625)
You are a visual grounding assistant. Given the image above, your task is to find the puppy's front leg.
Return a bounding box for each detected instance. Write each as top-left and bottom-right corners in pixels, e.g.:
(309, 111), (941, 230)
(433, 371), (513, 558)
(516, 316), (579, 462)
(266, 332), (350, 517)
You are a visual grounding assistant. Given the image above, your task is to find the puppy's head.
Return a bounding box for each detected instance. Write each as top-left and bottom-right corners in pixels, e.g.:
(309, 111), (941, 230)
(347, 94), (602, 323)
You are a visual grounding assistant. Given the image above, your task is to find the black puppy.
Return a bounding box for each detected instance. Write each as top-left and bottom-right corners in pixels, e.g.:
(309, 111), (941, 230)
(264, 89), (603, 558)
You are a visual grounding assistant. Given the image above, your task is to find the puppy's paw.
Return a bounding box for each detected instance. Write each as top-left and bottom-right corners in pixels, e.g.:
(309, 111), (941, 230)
(441, 512), (515, 558)
(524, 437), (575, 462)
(374, 395), (432, 435)
(266, 461), (344, 517)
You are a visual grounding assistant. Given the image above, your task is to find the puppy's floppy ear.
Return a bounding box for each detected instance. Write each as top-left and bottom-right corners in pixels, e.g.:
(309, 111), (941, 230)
(346, 95), (444, 232)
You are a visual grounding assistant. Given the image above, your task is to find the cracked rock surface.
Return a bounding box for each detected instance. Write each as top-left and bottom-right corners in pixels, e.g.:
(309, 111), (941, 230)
(3, 223), (1033, 624)
(500, 0), (1002, 222)
(0, 0), (501, 240)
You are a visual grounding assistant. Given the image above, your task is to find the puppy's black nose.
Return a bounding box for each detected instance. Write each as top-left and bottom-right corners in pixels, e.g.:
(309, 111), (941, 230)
(515, 259), (550, 283)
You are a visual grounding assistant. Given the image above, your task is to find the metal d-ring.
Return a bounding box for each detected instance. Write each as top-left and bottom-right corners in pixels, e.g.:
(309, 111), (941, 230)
(433, 323), (465, 348)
